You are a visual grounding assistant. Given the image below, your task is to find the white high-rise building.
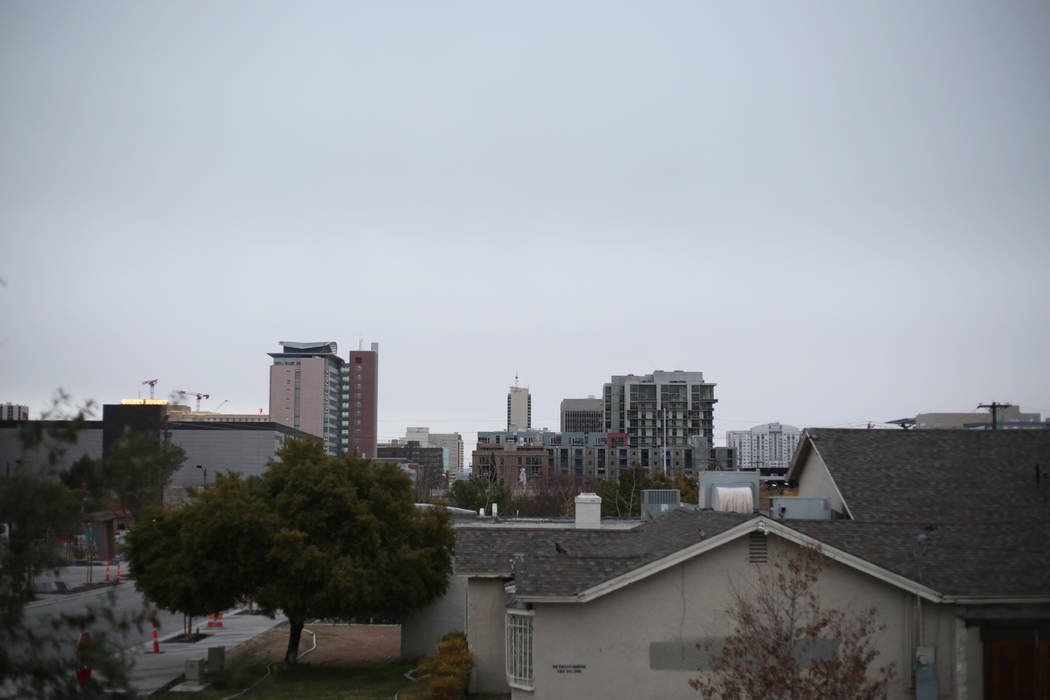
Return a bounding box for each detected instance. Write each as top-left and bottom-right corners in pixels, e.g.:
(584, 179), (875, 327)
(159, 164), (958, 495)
(725, 422), (801, 480)
(1, 404), (29, 421)
(507, 384), (531, 431)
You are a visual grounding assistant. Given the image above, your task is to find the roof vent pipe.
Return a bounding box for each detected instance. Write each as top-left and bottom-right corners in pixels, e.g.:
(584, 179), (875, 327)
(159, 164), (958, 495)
(575, 493), (601, 529)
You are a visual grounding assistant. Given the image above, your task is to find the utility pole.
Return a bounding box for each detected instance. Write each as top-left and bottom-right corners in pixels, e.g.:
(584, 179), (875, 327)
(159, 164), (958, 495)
(977, 402), (1013, 430)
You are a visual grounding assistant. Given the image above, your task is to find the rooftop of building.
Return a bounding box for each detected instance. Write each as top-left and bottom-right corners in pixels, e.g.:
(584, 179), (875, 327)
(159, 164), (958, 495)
(606, 370), (711, 385)
(274, 340), (339, 354)
(457, 428), (1050, 601)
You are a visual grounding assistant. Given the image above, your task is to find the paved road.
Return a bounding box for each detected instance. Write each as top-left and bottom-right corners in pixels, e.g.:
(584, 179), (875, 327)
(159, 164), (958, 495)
(22, 565), (286, 695)
(28, 565), (183, 647)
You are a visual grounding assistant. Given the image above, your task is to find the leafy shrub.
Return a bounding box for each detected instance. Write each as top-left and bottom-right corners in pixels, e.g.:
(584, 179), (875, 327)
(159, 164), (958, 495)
(420, 632), (473, 700)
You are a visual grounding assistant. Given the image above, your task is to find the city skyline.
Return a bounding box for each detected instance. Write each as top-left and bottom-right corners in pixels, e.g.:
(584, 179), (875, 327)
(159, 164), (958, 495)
(3, 1), (1048, 459)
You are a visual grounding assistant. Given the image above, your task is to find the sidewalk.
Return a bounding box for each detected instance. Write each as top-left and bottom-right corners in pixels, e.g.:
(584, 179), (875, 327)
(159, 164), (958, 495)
(128, 611), (287, 696)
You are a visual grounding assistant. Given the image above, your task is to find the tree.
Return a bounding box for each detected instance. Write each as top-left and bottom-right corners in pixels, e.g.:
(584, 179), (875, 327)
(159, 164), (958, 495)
(690, 545), (896, 700)
(102, 429), (185, 522)
(129, 439), (455, 666)
(650, 467), (699, 505)
(1, 393), (145, 698)
(59, 454), (103, 497)
(449, 476), (510, 515)
(1, 473), (79, 605)
(127, 473), (275, 636)
(593, 466), (653, 517)
(256, 440), (454, 664)
(511, 473), (581, 517)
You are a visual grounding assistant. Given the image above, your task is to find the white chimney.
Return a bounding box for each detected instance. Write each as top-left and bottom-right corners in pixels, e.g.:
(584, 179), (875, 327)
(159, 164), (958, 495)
(575, 492), (601, 529)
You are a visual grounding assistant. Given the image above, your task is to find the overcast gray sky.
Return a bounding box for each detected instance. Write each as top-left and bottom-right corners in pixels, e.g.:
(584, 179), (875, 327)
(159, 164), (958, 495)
(3, 1), (1049, 458)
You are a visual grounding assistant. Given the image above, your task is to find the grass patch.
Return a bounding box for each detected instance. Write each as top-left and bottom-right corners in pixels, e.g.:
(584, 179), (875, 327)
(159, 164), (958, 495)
(395, 676), (430, 700)
(156, 662), (414, 699)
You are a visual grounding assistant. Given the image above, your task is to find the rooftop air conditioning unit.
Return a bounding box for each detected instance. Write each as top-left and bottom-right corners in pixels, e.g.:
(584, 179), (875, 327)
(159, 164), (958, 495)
(698, 471), (760, 513)
(769, 497), (831, 520)
(641, 489), (681, 521)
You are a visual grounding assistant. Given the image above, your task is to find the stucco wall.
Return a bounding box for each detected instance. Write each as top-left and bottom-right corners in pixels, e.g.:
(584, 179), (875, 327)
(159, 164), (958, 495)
(523, 535), (941, 700)
(467, 577), (510, 695)
(966, 623), (983, 695)
(401, 574), (468, 659)
(795, 448), (845, 514)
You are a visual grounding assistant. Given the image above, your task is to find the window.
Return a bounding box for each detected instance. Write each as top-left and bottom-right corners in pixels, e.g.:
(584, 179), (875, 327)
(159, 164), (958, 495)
(506, 608), (534, 690)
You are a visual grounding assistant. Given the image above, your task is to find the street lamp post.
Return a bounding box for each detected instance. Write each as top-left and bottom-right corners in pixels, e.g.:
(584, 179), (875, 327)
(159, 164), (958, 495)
(195, 464), (207, 483)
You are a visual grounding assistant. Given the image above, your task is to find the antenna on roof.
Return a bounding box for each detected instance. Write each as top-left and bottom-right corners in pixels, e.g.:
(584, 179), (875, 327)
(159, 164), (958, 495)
(515, 372), (519, 387)
(359, 337), (364, 351)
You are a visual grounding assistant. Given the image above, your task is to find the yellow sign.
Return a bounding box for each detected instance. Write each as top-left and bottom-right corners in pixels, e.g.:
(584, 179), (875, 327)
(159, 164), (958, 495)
(120, 399), (169, 405)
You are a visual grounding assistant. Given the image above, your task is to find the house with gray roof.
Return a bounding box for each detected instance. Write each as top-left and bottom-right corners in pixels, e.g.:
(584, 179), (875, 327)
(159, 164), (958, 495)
(403, 429), (1050, 699)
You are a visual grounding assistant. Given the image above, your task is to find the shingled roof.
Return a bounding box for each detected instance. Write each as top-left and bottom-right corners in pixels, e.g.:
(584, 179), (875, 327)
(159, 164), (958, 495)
(787, 518), (1050, 598)
(792, 428), (1050, 524)
(453, 430), (1050, 601)
(455, 509), (749, 597)
(777, 429), (1050, 597)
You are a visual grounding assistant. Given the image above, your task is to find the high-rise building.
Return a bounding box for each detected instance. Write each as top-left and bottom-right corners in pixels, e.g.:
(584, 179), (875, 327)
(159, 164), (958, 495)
(560, 397), (603, 433)
(346, 343), (379, 459)
(269, 341), (345, 456)
(603, 371), (716, 455)
(507, 384), (531, 431)
(268, 340), (380, 458)
(1, 404), (29, 421)
(403, 426), (464, 477)
(725, 422), (801, 480)
(601, 370), (716, 472)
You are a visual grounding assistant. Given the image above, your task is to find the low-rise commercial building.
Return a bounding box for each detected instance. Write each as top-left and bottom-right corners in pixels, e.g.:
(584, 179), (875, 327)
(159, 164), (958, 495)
(1, 403), (316, 492)
(472, 442), (549, 492)
(478, 429), (710, 481)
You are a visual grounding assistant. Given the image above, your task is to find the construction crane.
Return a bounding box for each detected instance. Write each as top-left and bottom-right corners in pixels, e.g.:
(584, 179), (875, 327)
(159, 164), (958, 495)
(175, 390), (210, 412)
(214, 399), (228, 412)
(142, 379), (158, 400)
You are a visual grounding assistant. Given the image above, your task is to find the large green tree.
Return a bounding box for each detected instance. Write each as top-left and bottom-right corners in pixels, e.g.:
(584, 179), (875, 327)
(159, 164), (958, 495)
(102, 430), (185, 522)
(127, 473), (275, 635)
(257, 440), (454, 664)
(129, 439), (455, 665)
